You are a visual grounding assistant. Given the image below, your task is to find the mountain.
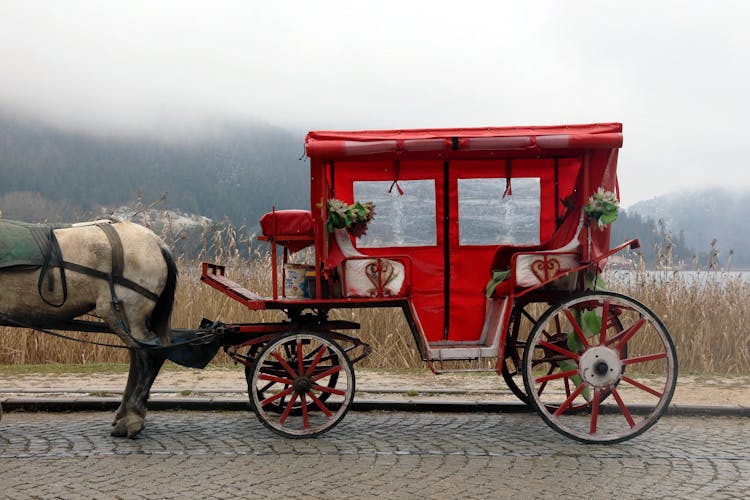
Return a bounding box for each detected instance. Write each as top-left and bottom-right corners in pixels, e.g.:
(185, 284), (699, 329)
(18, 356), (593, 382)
(0, 113), (309, 228)
(624, 188), (748, 269)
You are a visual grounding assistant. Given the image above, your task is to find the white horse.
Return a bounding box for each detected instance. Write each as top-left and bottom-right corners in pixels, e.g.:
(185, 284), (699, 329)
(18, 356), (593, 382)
(0, 219), (177, 438)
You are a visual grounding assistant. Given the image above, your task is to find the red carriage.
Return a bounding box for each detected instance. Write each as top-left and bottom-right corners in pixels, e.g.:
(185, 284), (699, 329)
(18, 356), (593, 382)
(201, 122), (678, 443)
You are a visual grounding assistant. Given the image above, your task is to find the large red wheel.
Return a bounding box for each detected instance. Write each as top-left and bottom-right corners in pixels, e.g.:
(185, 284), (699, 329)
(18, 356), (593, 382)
(249, 331), (355, 438)
(522, 291), (677, 443)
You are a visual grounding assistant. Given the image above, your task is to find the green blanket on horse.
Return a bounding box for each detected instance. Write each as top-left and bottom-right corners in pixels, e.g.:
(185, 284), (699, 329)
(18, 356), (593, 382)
(0, 219), (70, 269)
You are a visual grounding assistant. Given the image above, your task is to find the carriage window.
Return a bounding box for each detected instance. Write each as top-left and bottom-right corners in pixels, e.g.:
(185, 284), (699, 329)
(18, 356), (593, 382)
(353, 180), (437, 247)
(458, 178), (540, 246)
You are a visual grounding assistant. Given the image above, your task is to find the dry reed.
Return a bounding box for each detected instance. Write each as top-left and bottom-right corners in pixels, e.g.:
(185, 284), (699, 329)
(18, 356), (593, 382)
(1, 220), (748, 374)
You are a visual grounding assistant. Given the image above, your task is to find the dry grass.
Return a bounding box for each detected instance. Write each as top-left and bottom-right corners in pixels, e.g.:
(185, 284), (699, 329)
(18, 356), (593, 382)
(1, 220), (748, 374)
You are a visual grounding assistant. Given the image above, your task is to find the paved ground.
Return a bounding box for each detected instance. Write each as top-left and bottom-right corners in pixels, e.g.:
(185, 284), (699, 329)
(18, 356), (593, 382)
(1, 410), (748, 498)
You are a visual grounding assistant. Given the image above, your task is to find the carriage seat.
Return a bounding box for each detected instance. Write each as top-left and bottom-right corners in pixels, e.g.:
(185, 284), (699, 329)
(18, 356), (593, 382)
(259, 209), (315, 253)
(488, 208), (582, 298)
(331, 228), (407, 298)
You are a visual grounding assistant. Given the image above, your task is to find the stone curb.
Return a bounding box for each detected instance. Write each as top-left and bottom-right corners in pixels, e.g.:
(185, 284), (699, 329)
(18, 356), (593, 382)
(1, 397), (748, 417)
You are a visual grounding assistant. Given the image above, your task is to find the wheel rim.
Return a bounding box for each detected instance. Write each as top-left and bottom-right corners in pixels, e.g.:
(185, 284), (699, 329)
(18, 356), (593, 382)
(250, 332), (355, 437)
(523, 291), (677, 443)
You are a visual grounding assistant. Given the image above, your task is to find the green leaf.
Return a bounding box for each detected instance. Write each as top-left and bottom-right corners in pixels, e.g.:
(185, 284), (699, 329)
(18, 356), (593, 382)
(581, 310), (602, 336)
(600, 212), (618, 225)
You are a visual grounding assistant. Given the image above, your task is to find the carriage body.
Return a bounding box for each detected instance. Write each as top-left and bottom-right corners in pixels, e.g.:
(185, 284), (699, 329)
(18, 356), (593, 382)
(201, 123), (678, 442)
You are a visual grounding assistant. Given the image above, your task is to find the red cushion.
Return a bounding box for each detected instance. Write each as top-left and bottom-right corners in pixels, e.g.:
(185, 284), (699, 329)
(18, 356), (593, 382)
(259, 210), (314, 252)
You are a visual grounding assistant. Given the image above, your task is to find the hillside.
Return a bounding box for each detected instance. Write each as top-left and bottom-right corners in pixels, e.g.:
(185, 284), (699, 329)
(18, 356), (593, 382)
(0, 114), (309, 227)
(627, 188), (747, 269)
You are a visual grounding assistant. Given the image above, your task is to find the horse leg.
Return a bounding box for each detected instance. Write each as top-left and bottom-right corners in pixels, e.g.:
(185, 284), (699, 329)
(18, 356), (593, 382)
(111, 348), (166, 438)
(112, 349), (139, 426)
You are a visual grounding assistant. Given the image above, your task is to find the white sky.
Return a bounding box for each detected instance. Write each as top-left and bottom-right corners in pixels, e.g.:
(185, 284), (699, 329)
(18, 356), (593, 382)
(1, 0), (748, 206)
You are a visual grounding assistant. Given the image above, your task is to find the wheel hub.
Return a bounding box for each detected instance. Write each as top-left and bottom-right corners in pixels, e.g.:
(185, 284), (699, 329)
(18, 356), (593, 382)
(293, 376), (312, 394)
(579, 346), (622, 388)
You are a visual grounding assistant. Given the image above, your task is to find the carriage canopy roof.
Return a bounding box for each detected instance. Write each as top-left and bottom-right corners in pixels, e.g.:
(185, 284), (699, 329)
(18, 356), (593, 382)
(305, 123), (622, 160)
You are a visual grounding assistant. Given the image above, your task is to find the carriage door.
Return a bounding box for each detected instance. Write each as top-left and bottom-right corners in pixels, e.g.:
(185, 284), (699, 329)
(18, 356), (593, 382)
(445, 160), (549, 342)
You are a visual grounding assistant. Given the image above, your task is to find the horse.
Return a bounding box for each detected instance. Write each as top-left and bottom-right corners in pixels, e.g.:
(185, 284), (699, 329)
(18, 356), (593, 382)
(0, 219), (178, 438)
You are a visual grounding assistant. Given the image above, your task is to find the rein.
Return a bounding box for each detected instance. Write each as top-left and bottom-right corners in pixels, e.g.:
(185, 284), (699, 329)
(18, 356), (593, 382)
(0, 312), (222, 352)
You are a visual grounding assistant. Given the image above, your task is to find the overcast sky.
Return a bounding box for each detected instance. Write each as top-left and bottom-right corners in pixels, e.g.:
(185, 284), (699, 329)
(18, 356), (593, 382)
(1, 1), (748, 206)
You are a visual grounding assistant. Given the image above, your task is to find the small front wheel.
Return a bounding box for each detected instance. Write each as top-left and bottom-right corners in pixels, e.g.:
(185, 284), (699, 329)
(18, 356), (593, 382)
(523, 291), (677, 444)
(249, 331), (355, 438)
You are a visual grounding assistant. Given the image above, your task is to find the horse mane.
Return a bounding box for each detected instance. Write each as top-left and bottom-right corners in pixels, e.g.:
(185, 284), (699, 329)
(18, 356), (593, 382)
(148, 245), (178, 345)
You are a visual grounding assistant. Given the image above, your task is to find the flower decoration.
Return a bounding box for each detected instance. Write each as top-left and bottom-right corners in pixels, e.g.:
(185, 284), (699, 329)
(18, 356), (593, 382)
(326, 199), (376, 238)
(584, 188), (619, 229)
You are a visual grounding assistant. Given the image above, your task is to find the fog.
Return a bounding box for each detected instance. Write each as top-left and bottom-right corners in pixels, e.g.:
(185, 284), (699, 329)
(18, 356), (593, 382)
(1, 1), (748, 205)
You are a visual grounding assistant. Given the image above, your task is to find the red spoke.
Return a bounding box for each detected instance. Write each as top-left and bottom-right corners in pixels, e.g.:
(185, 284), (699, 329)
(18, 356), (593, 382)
(258, 373), (294, 385)
(271, 351), (299, 378)
(301, 393), (310, 429)
(538, 341), (580, 361)
(311, 383), (346, 396)
(306, 345), (328, 377)
(621, 352), (668, 366)
(261, 386), (295, 407)
(563, 308), (590, 350)
(600, 301), (610, 344)
(621, 376), (663, 398)
(535, 368), (579, 384)
(589, 389), (601, 434)
(278, 393), (299, 425)
(610, 386), (636, 427)
(312, 364), (343, 382)
(308, 392), (333, 417)
(606, 318), (647, 351)
(553, 382), (588, 417)
(537, 365), (555, 396)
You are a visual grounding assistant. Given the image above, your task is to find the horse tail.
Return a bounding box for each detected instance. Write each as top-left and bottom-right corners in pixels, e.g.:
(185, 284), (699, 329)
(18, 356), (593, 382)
(150, 245), (178, 346)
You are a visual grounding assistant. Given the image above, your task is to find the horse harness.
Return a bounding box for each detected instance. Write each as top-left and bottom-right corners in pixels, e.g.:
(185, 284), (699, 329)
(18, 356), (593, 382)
(33, 222), (160, 336)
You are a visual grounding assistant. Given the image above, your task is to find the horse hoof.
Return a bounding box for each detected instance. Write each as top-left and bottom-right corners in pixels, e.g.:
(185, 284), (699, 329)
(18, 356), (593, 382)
(111, 421), (128, 437)
(111, 415), (145, 439)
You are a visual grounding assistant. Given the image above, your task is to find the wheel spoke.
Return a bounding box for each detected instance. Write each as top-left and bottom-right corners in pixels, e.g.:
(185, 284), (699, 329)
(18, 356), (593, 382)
(552, 382), (588, 417)
(563, 308), (590, 350)
(312, 364), (343, 382)
(306, 345), (328, 377)
(589, 389), (601, 434)
(258, 373), (295, 385)
(308, 392), (334, 417)
(271, 351), (300, 378)
(261, 386), (295, 407)
(610, 386), (636, 428)
(621, 375), (663, 398)
(311, 383), (346, 396)
(535, 368), (579, 384)
(538, 340), (579, 361)
(621, 352), (668, 366)
(606, 317), (647, 351)
(278, 393), (299, 425)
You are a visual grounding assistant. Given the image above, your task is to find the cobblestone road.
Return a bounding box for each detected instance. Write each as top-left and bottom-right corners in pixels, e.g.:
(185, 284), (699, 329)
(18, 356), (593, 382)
(1, 410), (748, 499)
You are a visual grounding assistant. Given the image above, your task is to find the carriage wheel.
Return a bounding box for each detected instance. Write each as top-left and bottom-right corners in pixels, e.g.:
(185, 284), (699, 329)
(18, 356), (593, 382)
(503, 301), (625, 409)
(249, 331), (355, 438)
(522, 291), (677, 443)
(245, 340), (339, 415)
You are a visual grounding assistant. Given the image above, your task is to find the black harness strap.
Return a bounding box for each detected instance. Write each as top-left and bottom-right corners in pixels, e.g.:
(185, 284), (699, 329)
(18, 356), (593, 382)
(32, 227), (68, 308)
